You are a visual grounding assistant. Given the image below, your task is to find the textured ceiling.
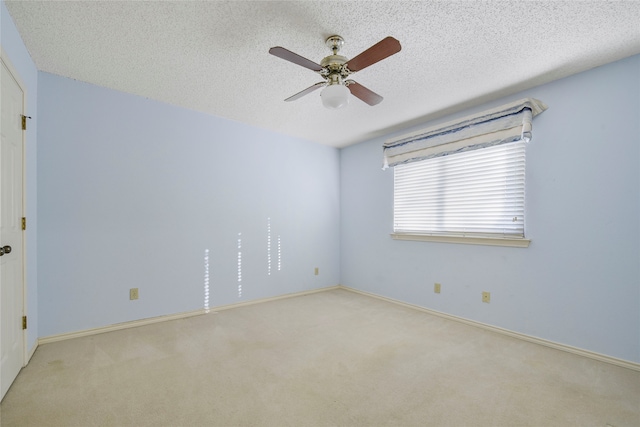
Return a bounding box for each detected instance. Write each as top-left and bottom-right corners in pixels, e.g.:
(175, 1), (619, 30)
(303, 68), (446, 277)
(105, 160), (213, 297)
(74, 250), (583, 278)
(5, 1), (640, 148)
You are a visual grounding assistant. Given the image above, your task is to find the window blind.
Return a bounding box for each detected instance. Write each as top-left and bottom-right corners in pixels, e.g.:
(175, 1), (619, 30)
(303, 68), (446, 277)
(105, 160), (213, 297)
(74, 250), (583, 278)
(383, 98), (546, 169)
(394, 141), (526, 237)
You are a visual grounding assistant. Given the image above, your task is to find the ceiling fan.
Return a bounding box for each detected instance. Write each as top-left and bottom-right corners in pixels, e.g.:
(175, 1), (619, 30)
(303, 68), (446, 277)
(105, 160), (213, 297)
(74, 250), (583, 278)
(269, 35), (401, 109)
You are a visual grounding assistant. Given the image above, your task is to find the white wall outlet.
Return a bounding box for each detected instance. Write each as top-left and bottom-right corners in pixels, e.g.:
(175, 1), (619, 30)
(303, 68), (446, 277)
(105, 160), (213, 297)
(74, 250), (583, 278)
(482, 291), (490, 303)
(130, 288), (139, 300)
(434, 283), (441, 293)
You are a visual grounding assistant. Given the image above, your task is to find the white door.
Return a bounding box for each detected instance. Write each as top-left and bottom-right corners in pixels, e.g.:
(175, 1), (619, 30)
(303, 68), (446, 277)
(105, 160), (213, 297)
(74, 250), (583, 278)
(0, 56), (25, 401)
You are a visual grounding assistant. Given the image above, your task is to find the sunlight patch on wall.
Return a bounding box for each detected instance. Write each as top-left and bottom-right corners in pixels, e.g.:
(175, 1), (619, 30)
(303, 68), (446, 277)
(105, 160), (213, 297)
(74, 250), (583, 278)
(237, 233), (242, 298)
(268, 217), (283, 274)
(267, 217), (272, 275)
(278, 235), (282, 271)
(203, 249), (210, 313)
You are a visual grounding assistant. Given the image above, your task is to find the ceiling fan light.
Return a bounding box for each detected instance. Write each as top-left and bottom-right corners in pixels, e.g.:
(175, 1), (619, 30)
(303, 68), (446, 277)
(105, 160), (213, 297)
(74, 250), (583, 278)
(321, 84), (350, 109)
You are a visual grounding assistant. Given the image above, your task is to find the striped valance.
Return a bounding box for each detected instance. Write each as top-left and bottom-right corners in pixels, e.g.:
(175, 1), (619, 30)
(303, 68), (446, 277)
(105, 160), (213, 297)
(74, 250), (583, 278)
(383, 98), (547, 169)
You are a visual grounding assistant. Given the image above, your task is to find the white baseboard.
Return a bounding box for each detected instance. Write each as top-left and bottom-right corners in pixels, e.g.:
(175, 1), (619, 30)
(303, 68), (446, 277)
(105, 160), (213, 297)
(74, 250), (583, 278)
(205, 285), (341, 313)
(38, 285), (340, 345)
(37, 284), (636, 372)
(339, 285), (640, 372)
(38, 308), (207, 345)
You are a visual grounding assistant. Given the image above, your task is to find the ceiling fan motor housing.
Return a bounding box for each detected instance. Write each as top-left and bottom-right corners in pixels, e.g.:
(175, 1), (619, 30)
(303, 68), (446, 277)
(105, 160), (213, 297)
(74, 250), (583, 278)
(321, 54), (348, 72)
(320, 35), (352, 81)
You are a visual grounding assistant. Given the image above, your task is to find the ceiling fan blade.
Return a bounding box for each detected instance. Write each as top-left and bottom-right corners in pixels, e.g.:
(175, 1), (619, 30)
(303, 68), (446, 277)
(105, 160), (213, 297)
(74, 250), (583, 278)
(285, 82), (326, 102)
(346, 81), (383, 106)
(269, 47), (323, 72)
(345, 37), (401, 72)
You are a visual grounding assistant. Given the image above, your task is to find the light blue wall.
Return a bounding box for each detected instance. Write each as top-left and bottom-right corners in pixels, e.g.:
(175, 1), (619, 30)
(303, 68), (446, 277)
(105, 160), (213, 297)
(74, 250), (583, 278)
(37, 73), (340, 337)
(340, 54), (640, 363)
(1, 1), (38, 353)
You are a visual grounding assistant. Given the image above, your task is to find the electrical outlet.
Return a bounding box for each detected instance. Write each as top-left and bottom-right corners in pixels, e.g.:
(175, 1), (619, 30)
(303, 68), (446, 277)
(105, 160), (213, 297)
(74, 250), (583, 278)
(482, 291), (490, 303)
(130, 288), (139, 300)
(314, 267), (319, 276)
(434, 283), (441, 294)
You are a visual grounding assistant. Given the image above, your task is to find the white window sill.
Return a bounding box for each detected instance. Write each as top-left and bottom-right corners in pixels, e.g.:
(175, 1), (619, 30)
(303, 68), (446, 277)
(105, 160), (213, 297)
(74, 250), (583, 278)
(390, 233), (530, 248)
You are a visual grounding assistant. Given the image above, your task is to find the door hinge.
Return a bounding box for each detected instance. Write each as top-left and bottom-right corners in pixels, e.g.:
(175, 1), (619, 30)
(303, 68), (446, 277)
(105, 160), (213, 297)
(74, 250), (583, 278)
(21, 114), (31, 130)
(22, 217), (26, 230)
(22, 316), (27, 330)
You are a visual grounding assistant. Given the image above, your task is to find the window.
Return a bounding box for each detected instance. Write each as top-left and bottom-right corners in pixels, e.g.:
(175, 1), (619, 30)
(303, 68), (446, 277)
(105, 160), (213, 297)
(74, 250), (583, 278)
(383, 98), (547, 247)
(393, 141), (527, 246)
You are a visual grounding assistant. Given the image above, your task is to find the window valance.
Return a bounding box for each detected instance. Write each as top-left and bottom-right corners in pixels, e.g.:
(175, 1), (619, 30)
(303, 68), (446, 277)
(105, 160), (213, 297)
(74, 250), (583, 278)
(383, 98), (547, 169)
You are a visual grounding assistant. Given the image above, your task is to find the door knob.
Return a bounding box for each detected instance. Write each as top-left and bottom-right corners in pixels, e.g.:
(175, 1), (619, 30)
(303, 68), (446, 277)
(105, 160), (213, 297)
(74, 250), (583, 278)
(0, 247), (3, 256)
(3, 245), (11, 254)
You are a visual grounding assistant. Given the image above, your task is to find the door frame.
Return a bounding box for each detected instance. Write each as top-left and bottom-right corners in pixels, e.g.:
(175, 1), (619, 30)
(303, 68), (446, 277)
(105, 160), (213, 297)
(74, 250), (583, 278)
(0, 46), (28, 368)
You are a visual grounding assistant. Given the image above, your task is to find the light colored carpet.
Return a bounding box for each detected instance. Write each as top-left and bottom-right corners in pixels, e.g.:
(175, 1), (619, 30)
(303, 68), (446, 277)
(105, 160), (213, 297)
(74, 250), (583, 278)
(1, 288), (638, 426)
